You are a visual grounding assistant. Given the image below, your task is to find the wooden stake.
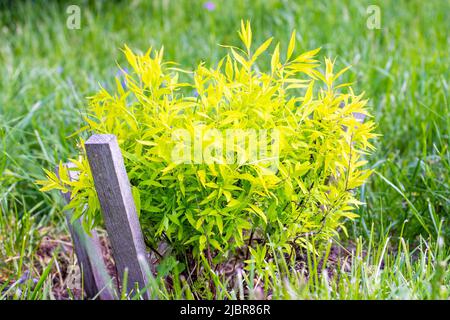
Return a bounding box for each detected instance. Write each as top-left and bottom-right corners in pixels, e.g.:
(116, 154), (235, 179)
(57, 163), (114, 300)
(85, 134), (149, 298)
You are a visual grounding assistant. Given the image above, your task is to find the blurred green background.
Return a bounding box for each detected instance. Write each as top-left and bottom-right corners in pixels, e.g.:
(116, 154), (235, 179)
(0, 0), (449, 297)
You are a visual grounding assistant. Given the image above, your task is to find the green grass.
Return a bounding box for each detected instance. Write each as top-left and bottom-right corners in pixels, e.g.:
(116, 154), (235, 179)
(148, 234), (449, 300)
(0, 0), (449, 299)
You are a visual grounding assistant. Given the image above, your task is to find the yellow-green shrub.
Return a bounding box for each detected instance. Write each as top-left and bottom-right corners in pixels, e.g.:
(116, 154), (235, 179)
(38, 21), (376, 262)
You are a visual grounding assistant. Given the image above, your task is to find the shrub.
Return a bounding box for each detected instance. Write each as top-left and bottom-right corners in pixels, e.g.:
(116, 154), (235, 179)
(38, 21), (376, 264)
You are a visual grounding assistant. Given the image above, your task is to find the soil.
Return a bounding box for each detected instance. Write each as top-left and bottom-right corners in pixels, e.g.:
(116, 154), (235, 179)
(34, 233), (118, 300)
(10, 231), (383, 300)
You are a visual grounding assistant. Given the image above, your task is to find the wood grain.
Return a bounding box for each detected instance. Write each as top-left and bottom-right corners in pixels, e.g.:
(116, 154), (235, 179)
(85, 134), (149, 298)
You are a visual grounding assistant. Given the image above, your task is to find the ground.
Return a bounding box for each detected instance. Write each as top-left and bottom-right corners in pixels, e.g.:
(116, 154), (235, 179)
(0, 0), (449, 299)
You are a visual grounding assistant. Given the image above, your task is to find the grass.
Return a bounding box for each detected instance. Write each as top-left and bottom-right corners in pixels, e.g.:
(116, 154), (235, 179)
(0, 0), (449, 299)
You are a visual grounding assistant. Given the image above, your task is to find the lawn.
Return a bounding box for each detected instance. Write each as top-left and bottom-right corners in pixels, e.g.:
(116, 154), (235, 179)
(0, 0), (449, 299)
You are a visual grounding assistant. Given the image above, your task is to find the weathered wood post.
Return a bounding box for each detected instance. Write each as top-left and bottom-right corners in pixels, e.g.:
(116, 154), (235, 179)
(85, 134), (149, 298)
(57, 163), (114, 300)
